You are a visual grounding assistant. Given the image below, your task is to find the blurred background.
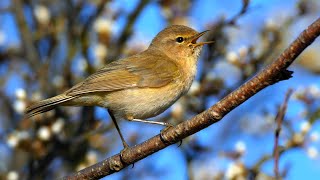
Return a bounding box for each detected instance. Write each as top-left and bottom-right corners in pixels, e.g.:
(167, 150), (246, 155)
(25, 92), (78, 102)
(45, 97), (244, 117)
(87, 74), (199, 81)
(0, 0), (320, 179)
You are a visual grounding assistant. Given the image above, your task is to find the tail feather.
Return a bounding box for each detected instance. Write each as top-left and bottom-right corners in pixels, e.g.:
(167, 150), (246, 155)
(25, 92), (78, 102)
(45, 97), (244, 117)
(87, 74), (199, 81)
(25, 94), (75, 118)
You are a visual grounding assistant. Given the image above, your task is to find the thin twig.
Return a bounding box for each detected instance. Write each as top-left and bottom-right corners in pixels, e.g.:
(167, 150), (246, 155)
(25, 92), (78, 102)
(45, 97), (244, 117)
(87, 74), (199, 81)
(11, 0), (40, 66)
(226, 0), (250, 25)
(81, 0), (109, 73)
(110, 0), (151, 60)
(63, 17), (320, 180)
(273, 89), (293, 179)
(11, 0), (49, 92)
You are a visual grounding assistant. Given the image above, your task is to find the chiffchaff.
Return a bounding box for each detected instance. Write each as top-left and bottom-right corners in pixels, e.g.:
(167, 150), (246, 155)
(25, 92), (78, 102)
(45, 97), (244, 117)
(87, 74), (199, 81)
(26, 25), (213, 148)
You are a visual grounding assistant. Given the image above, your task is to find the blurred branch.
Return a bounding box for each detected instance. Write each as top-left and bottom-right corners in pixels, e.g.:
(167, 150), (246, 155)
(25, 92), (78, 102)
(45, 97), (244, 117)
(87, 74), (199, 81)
(0, 48), (22, 62)
(11, 0), (40, 67)
(111, 0), (151, 59)
(0, 90), (15, 123)
(226, 0), (250, 25)
(81, 1), (109, 38)
(273, 89), (293, 179)
(11, 0), (51, 92)
(81, 0), (109, 73)
(62, 0), (86, 87)
(63, 17), (320, 180)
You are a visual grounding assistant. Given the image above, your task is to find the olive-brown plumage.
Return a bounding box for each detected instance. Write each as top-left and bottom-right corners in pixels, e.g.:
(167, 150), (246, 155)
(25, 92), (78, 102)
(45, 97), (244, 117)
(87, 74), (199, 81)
(25, 25), (213, 147)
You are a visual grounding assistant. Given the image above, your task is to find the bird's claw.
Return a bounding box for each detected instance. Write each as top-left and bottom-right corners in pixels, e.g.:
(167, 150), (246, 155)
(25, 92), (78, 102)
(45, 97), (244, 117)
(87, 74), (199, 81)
(160, 124), (174, 144)
(119, 143), (134, 168)
(160, 124), (183, 146)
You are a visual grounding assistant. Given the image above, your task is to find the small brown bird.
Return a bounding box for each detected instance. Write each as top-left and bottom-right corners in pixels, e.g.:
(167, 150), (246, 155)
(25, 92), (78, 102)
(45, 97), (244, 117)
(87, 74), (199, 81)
(26, 25), (213, 148)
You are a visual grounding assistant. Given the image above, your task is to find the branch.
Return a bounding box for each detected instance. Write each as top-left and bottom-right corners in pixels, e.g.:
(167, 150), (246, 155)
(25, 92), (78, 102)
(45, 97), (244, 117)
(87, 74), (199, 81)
(110, 0), (151, 60)
(226, 0), (250, 25)
(11, 0), (41, 66)
(63, 17), (320, 180)
(11, 0), (50, 92)
(273, 89), (293, 179)
(81, 0), (109, 73)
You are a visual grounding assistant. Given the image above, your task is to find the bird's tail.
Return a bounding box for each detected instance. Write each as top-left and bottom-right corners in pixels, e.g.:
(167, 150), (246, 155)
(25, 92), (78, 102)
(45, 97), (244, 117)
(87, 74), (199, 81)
(25, 94), (75, 118)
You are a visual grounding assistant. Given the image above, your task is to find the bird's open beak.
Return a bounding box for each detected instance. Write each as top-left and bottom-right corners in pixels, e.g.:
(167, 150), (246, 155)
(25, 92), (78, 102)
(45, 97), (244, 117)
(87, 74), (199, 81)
(190, 30), (214, 47)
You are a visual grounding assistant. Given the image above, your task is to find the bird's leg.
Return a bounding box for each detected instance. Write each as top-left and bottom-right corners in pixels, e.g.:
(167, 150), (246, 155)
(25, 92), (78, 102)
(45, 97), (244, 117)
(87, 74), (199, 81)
(129, 118), (173, 127)
(127, 117), (178, 145)
(108, 110), (129, 149)
(108, 110), (130, 164)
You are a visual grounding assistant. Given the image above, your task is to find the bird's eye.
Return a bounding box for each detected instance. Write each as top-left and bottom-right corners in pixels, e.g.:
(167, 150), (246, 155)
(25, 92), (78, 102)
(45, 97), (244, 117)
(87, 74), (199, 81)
(176, 37), (184, 43)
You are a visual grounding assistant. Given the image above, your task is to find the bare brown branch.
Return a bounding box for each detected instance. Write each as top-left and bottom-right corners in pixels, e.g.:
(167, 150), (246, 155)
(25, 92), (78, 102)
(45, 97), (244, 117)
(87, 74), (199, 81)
(273, 89), (293, 179)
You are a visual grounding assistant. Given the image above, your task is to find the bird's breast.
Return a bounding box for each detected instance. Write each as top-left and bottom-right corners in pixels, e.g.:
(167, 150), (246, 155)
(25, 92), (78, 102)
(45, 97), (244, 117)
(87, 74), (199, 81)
(177, 56), (198, 95)
(102, 58), (198, 120)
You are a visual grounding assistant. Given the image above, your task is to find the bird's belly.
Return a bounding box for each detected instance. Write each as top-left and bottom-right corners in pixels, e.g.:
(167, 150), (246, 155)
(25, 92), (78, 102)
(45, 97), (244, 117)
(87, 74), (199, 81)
(104, 85), (185, 120)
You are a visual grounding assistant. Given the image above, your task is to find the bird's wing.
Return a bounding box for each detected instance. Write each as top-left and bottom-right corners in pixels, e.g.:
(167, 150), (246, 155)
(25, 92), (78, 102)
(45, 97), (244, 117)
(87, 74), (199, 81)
(66, 50), (180, 96)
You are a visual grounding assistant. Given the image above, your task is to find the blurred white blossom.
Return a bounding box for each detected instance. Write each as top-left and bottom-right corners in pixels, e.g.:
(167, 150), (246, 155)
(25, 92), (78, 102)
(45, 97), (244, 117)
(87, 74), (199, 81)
(7, 171), (19, 180)
(307, 146), (318, 159)
(235, 141), (246, 154)
(34, 5), (50, 25)
(31, 91), (43, 101)
(192, 158), (221, 180)
(265, 18), (278, 30)
(37, 126), (51, 141)
(13, 100), (26, 114)
(94, 43), (108, 62)
(51, 118), (65, 134)
(171, 101), (184, 119)
(77, 58), (88, 72)
(298, 46), (320, 74)
(308, 84), (320, 98)
(94, 18), (112, 34)
(300, 121), (311, 133)
(7, 134), (19, 148)
(7, 131), (30, 148)
(293, 85), (320, 100)
(310, 131), (319, 142)
(188, 81), (200, 96)
(15, 88), (26, 100)
(53, 76), (64, 87)
(226, 51), (239, 63)
(225, 162), (244, 179)
(238, 46), (248, 59)
(86, 151), (98, 165)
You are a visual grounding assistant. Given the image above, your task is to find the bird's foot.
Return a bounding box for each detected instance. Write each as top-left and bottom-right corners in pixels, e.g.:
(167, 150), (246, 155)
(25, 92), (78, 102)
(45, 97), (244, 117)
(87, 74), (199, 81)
(119, 142), (134, 168)
(160, 124), (182, 146)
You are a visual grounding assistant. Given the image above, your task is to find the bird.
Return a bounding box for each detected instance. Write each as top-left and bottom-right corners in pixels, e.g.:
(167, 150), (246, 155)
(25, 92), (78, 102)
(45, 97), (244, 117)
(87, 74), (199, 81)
(25, 25), (214, 149)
